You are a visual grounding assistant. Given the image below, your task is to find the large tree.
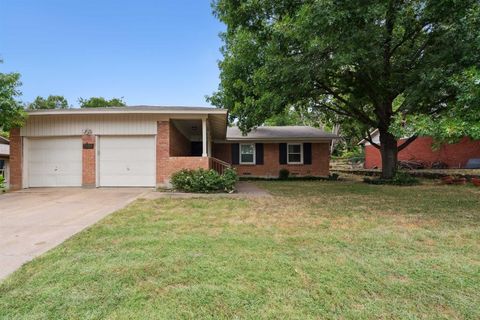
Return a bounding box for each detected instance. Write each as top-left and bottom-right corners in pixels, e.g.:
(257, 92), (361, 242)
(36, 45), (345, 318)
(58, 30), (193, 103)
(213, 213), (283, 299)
(79, 97), (126, 108)
(0, 68), (25, 132)
(209, 0), (480, 178)
(28, 95), (69, 110)
(390, 67), (480, 143)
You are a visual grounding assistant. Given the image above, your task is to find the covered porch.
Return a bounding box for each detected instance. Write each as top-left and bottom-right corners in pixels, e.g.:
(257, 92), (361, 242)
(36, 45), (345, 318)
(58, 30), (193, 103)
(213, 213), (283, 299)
(164, 117), (230, 177)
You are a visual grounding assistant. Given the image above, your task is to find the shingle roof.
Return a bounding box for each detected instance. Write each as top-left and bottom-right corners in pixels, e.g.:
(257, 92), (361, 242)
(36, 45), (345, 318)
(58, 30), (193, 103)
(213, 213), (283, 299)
(226, 126), (338, 141)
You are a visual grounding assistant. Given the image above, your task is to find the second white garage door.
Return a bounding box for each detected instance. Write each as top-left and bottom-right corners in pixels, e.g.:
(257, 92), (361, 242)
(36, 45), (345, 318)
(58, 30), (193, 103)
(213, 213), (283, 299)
(98, 136), (156, 187)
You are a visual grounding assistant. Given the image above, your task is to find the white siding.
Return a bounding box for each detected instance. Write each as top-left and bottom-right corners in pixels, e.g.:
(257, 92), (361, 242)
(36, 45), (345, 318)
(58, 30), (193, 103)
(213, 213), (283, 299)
(21, 114), (158, 137)
(0, 144), (9, 156)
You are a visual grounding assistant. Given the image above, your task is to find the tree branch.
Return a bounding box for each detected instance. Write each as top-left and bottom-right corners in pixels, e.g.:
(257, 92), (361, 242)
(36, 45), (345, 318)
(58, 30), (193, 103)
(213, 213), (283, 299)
(398, 135), (418, 151)
(390, 22), (431, 57)
(315, 83), (378, 127)
(396, 92), (455, 115)
(365, 130), (381, 149)
(383, 1), (396, 82)
(313, 103), (353, 118)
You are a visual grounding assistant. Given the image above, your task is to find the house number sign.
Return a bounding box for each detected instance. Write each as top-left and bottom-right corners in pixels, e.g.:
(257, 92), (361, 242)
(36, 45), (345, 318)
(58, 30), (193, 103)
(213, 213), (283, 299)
(83, 143), (94, 149)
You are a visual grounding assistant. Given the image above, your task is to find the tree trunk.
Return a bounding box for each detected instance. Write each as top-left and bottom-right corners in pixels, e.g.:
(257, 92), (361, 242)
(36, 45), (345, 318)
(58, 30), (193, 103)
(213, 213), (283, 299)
(379, 129), (398, 179)
(330, 124), (341, 154)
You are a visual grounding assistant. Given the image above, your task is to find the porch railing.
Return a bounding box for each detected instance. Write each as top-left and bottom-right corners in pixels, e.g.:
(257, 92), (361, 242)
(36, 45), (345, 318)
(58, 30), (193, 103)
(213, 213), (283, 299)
(209, 157), (231, 175)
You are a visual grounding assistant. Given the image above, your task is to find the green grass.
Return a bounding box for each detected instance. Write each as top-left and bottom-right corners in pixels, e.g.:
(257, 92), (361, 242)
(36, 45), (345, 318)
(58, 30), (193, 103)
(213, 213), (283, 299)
(1, 181), (480, 319)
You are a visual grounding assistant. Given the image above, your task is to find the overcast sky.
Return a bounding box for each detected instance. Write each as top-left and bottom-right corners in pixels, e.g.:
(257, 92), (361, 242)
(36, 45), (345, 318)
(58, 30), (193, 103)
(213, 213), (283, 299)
(0, 0), (225, 107)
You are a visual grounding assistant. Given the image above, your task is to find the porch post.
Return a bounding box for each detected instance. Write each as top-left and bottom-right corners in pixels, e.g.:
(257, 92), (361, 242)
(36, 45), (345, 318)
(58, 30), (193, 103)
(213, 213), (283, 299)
(208, 128), (212, 157)
(202, 117), (207, 157)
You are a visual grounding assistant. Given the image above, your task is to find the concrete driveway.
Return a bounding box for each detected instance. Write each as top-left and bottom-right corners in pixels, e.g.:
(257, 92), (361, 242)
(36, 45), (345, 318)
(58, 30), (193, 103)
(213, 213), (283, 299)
(0, 188), (151, 280)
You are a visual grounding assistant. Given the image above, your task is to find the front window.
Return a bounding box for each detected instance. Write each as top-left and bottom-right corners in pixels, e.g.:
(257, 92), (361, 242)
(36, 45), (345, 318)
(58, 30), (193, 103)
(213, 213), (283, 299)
(240, 143), (255, 164)
(287, 143), (303, 164)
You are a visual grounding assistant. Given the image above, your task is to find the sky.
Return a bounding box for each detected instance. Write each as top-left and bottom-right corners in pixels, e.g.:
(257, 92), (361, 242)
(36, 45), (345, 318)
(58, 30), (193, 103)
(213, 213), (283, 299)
(0, 0), (225, 107)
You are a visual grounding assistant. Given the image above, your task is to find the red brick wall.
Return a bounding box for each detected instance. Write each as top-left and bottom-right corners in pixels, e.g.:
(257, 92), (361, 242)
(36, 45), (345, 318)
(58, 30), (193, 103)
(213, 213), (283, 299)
(169, 122), (191, 156)
(157, 121), (170, 184)
(82, 135), (96, 187)
(9, 128), (22, 190)
(213, 142), (330, 178)
(164, 156), (209, 178)
(157, 121), (209, 185)
(212, 142), (231, 163)
(364, 136), (480, 169)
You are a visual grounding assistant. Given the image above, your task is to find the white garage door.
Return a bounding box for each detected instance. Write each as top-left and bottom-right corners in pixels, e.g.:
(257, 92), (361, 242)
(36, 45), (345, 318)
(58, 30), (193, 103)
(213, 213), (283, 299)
(98, 136), (156, 187)
(27, 137), (82, 187)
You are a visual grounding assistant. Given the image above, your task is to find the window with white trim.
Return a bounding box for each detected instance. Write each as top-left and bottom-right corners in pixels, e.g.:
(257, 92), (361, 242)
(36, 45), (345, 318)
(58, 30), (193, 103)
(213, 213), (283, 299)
(240, 143), (255, 164)
(287, 143), (303, 164)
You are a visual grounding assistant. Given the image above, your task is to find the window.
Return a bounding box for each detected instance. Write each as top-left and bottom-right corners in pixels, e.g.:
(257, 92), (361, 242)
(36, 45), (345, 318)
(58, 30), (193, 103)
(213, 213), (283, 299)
(240, 143), (255, 164)
(287, 143), (303, 164)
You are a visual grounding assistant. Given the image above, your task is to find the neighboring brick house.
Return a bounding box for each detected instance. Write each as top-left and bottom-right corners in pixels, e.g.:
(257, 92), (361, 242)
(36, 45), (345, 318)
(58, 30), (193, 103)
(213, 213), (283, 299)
(8, 106), (337, 190)
(359, 129), (480, 169)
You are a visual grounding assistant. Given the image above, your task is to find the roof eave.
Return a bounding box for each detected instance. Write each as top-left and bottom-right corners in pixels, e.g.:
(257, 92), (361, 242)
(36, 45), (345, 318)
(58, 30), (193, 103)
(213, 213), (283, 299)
(26, 108), (228, 116)
(225, 137), (337, 142)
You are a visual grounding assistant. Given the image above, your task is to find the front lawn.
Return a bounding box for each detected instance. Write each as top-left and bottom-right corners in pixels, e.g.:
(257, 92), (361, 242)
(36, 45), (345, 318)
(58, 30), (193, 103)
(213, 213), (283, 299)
(1, 181), (479, 319)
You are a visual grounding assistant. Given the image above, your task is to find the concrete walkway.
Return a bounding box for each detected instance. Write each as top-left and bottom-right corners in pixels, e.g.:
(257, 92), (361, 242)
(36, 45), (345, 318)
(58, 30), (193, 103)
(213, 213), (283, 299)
(235, 181), (271, 196)
(0, 188), (150, 280)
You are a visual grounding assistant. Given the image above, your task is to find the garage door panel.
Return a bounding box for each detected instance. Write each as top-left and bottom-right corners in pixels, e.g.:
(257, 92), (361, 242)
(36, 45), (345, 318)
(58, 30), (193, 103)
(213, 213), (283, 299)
(99, 136), (155, 187)
(56, 175), (81, 186)
(29, 173), (56, 187)
(27, 137), (82, 187)
(100, 162), (154, 175)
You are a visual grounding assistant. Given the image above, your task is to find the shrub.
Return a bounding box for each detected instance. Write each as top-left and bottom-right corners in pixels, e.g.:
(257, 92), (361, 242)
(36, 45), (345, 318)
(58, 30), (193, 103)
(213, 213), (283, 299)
(279, 169), (290, 180)
(363, 172), (420, 186)
(328, 173), (340, 181)
(221, 168), (238, 193)
(171, 168), (238, 193)
(0, 176), (5, 192)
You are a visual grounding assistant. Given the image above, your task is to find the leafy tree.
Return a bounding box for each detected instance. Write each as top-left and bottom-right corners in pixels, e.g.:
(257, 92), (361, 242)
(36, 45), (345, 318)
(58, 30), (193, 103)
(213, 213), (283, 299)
(264, 106), (321, 127)
(79, 97), (126, 108)
(209, 0), (480, 178)
(264, 107), (350, 154)
(0, 67), (26, 131)
(28, 95), (69, 110)
(264, 108), (303, 126)
(390, 67), (480, 143)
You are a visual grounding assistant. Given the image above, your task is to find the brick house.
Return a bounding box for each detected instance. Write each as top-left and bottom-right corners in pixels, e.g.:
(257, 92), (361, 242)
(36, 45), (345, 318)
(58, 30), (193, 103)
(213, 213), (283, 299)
(8, 106), (337, 190)
(214, 127), (334, 178)
(359, 129), (480, 169)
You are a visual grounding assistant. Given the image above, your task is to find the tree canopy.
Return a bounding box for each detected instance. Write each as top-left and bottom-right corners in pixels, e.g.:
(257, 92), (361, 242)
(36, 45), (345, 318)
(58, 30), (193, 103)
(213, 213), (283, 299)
(391, 67), (480, 143)
(0, 68), (26, 131)
(28, 95), (69, 110)
(79, 97), (126, 108)
(210, 0), (480, 178)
